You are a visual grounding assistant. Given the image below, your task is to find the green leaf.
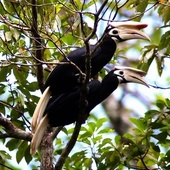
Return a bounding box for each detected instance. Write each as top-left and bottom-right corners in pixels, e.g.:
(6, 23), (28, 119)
(25, 82), (39, 92)
(44, 48), (52, 61)
(129, 117), (146, 132)
(156, 99), (166, 109)
(0, 3), (6, 15)
(16, 141), (28, 163)
(96, 118), (107, 129)
(114, 135), (121, 145)
(98, 127), (113, 134)
(123, 133), (134, 140)
(158, 4), (170, 24)
(92, 135), (102, 144)
(0, 84), (5, 94)
(165, 98), (170, 109)
(87, 121), (96, 133)
(13, 66), (28, 85)
(6, 139), (20, 151)
(5, 31), (12, 41)
(145, 110), (160, 119)
(0, 150), (11, 160)
(138, 48), (155, 73)
(135, 0), (148, 21)
(152, 132), (167, 143)
(159, 31), (170, 53)
(151, 142), (160, 153)
(25, 146), (32, 164)
(0, 66), (12, 82)
(100, 138), (113, 148)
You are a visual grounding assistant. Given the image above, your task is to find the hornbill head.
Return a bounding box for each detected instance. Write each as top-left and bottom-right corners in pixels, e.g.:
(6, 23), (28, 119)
(113, 66), (149, 87)
(108, 21), (150, 42)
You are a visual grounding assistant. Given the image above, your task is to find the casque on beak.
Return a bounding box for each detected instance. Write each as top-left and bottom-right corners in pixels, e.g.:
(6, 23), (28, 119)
(114, 66), (149, 88)
(109, 21), (151, 41)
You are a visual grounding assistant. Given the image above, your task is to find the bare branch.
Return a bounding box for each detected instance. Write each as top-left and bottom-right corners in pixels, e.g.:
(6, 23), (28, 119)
(0, 15), (30, 31)
(0, 115), (32, 141)
(50, 126), (63, 141)
(31, 0), (44, 92)
(149, 83), (170, 90)
(55, 122), (82, 170)
(0, 101), (31, 127)
(0, 163), (13, 170)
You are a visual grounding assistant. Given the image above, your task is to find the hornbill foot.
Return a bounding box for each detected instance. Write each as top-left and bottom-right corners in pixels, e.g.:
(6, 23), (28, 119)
(76, 73), (86, 83)
(78, 100), (89, 124)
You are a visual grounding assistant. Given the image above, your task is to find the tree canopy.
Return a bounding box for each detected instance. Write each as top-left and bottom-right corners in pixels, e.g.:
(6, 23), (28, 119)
(0, 0), (170, 170)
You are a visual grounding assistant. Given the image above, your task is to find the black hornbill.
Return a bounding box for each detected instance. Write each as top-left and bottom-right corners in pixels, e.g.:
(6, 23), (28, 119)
(45, 21), (150, 95)
(30, 66), (149, 155)
(31, 21), (150, 132)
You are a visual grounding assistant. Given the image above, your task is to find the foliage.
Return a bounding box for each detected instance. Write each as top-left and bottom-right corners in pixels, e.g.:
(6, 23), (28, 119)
(0, 0), (170, 169)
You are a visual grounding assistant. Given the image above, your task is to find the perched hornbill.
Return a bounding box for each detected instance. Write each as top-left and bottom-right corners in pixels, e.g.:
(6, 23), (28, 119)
(31, 21), (150, 132)
(30, 66), (149, 155)
(45, 21), (150, 95)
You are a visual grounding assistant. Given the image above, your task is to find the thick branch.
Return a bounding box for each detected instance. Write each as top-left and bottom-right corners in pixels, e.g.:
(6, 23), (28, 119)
(40, 127), (54, 170)
(0, 115), (32, 141)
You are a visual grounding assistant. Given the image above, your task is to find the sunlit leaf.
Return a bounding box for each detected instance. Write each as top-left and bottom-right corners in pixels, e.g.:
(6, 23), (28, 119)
(129, 117), (146, 132)
(0, 150), (11, 160)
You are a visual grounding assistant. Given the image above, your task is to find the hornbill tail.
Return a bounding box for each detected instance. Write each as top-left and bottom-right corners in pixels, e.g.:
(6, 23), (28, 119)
(30, 114), (49, 156)
(31, 86), (51, 133)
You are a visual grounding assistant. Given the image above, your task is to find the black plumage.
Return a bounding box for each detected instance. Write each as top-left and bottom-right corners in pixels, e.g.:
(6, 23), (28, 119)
(30, 66), (149, 155)
(31, 21), (150, 132)
(44, 35), (116, 95)
(44, 22), (150, 95)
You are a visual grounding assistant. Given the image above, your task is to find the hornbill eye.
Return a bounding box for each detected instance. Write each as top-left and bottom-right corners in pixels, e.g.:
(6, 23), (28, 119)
(119, 71), (124, 75)
(111, 29), (119, 35)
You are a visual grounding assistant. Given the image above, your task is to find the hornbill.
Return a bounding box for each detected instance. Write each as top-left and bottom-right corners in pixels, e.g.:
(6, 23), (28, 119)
(30, 66), (149, 156)
(31, 21), (150, 132)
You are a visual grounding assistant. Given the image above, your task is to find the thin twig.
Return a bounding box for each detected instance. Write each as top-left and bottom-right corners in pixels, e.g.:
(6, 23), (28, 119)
(50, 126), (63, 140)
(55, 121), (82, 170)
(0, 101), (31, 127)
(149, 83), (170, 89)
(0, 163), (13, 170)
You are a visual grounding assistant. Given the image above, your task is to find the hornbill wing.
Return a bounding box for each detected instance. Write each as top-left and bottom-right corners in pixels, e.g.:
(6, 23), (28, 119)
(47, 80), (101, 126)
(43, 45), (98, 97)
(30, 80), (101, 156)
(30, 67), (149, 156)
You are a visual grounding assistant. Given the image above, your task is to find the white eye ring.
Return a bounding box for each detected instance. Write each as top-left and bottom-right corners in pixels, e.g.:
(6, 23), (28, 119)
(114, 70), (124, 76)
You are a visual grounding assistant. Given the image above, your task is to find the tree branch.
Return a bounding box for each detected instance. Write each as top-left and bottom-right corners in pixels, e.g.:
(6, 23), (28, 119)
(55, 122), (82, 170)
(31, 0), (44, 92)
(0, 115), (32, 141)
(55, 2), (111, 169)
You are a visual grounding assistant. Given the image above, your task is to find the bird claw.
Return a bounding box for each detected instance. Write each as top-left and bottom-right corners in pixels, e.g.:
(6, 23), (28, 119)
(77, 73), (86, 83)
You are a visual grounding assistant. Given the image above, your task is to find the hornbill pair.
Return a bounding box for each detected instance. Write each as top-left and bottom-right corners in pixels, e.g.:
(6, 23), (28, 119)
(30, 21), (150, 155)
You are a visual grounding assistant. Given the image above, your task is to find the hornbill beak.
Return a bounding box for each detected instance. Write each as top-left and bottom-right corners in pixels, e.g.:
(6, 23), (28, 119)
(109, 21), (150, 41)
(114, 66), (149, 87)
